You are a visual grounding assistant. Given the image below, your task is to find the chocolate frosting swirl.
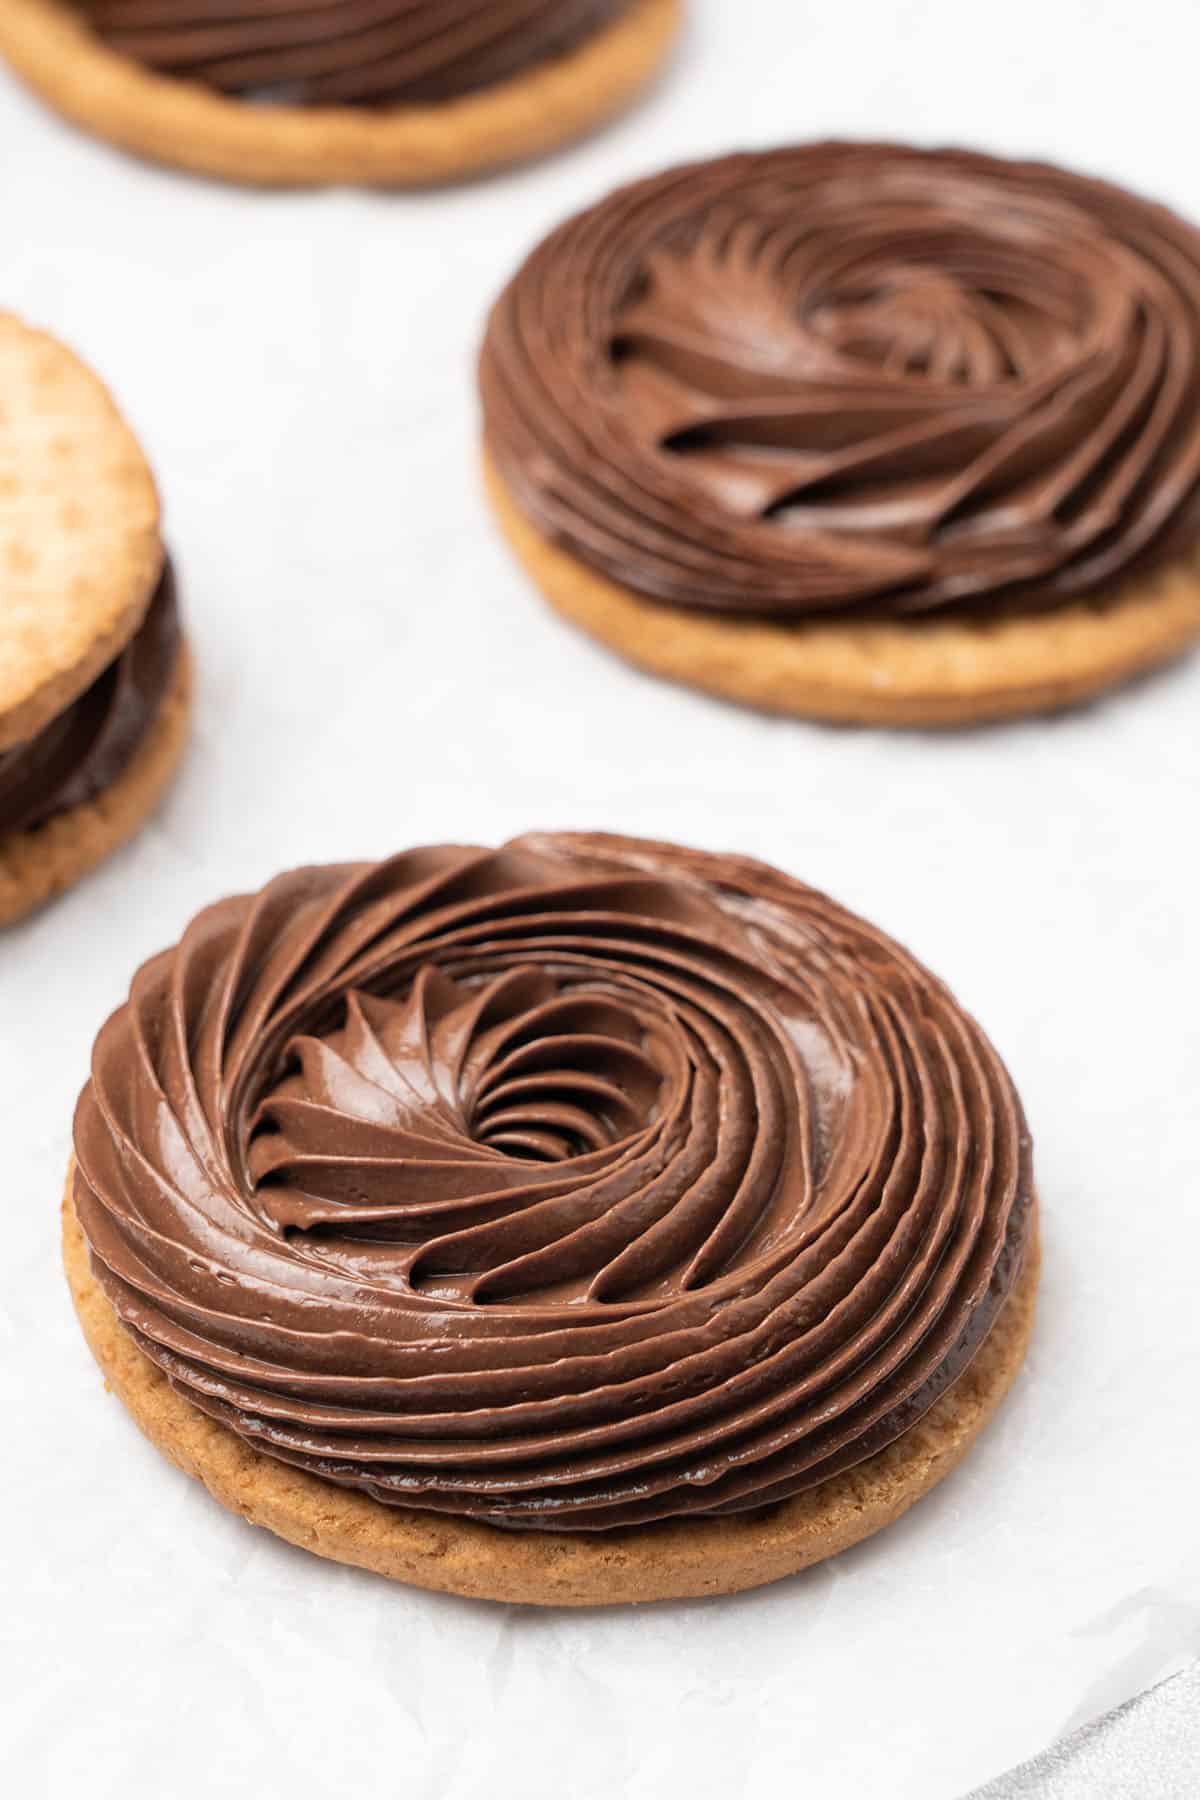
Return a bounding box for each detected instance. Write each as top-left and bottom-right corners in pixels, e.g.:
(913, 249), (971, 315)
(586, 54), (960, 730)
(0, 564), (179, 838)
(481, 142), (1200, 618)
(74, 834), (1033, 1532)
(75, 1), (632, 105)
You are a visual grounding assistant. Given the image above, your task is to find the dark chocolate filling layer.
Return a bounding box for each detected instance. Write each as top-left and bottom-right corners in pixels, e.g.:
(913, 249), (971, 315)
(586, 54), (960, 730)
(74, 1), (632, 105)
(0, 562), (180, 838)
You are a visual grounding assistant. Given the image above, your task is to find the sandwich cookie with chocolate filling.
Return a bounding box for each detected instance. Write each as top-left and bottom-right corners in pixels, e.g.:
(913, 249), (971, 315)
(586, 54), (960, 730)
(0, 0), (682, 187)
(481, 142), (1200, 725)
(66, 832), (1038, 1605)
(0, 313), (190, 926)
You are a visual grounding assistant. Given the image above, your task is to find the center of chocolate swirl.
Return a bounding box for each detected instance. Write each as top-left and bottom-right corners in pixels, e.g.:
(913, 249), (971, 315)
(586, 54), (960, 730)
(72, 834), (1034, 1532)
(481, 143), (1200, 618)
(245, 927), (817, 1310)
(250, 968), (681, 1292)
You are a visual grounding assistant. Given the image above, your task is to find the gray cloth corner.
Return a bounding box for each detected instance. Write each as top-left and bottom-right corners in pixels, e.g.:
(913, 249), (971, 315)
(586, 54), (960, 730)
(967, 1661), (1200, 1798)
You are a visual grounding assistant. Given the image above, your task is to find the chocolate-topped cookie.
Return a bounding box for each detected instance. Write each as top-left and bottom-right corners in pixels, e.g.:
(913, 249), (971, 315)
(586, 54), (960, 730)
(66, 833), (1037, 1603)
(0, 312), (190, 925)
(0, 0), (681, 186)
(481, 142), (1200, 724)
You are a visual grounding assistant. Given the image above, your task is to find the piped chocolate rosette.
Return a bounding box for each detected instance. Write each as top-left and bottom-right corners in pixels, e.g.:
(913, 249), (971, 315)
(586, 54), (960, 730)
(71, 834), (1036, 1543)
(481, 142), (1200, 722)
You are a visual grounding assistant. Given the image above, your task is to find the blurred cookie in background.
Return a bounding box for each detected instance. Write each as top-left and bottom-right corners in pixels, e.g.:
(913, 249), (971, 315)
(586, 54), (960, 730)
(481, 141), (1200, 726)
(0, 0), (682, 186)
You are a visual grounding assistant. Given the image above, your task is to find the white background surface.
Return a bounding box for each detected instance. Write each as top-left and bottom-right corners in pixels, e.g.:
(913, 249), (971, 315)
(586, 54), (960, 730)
(3, 3), (1200, 1795)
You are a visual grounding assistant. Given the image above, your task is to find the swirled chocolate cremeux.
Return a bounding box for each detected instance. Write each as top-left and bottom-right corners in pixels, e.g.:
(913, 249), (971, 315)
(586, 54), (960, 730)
(73, 833), (1035, 1534)
(0, 564), (179, 838)
(481, 142), (1200, 619)
(71, 0), (637, 104)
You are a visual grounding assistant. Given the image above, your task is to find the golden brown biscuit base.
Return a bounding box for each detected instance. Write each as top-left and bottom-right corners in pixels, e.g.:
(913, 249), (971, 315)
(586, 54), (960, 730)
(483, 455), (1200, 727)
(0, 0), (681, 188)
(0, 311), (162, 749)
(0, 643), (190, 926)
(63, 1173), (1039, 1607)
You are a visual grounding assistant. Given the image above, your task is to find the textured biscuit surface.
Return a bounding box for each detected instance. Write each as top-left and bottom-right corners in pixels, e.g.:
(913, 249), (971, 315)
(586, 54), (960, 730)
(0, 644), (190, 927)
(0, 0), (681, 187)
(0, 310), (162, 749)
(483, 457), (1200, 727)
(63, 1178), (1039, 1607)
